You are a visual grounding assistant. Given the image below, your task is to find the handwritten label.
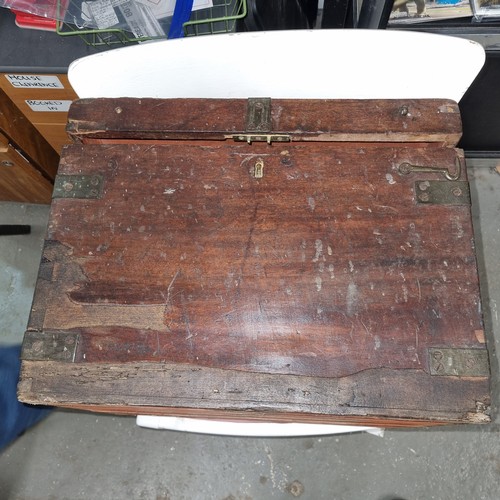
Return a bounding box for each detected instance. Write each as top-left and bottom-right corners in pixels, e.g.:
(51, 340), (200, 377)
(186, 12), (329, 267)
(6, 74), (64, 89)
(86, 0), (120, 29)
(135, 0), (212, 20)
(25, 100), (73, 112)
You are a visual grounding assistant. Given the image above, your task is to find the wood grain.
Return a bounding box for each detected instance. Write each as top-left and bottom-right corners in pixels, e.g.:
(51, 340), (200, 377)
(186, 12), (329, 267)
(19, 360), (489, 425)
(19, 98), (488, 425)
(30, 141), (484, 380)
(67, 98), (462, 146)
(0, 87), (59, 180)
(0, 131), (52, 203)
(0, 73), (78, 153)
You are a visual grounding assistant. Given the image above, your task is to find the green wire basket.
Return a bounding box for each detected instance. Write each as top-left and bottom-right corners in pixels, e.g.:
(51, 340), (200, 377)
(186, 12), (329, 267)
(56, 0), (247, 46)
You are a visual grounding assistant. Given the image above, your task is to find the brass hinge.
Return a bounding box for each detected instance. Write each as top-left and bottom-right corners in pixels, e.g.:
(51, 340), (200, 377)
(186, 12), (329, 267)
(22, 330), (80, 362)
(236, 97), (290, 144)
(233, 134), (291, 144)
(428, 348), (489, 377)
(246, 97), (272, 132)
(53, 174), (103, 199)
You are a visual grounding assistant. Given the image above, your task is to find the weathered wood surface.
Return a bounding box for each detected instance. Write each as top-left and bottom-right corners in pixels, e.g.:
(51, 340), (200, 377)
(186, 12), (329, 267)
(67, 98), (462, 146)
(27, 142), (483, 373)
(19, 98), (489, 425)
(19, 361), (489, 426)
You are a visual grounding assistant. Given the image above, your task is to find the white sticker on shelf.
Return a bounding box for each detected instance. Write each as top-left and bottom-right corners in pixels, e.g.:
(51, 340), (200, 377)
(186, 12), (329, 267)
(25, 100), (73, 112)
(6, 75), (64, 89)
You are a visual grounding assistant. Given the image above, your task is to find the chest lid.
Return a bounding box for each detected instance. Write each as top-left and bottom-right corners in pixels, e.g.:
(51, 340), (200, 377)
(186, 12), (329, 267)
(66, 97), (462, 146)
(19, 97), (489, 426)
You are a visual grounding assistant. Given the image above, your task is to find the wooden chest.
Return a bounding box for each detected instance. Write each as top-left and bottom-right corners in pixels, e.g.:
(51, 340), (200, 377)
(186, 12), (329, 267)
(19, 97), (490, 426)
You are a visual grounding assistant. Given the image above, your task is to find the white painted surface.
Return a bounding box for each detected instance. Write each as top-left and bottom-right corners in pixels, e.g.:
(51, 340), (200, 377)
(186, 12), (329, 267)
(69, 30), (485, 102)
(136, 416), (384, 437)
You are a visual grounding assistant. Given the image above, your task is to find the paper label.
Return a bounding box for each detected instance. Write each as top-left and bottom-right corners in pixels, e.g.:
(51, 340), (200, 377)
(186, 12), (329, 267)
(86, 0), (120, 29)
(6, 74), (64, 89)
(118, 0), (165, 38)
(135, 0), (213, 20)
(25, 100), (73, 112)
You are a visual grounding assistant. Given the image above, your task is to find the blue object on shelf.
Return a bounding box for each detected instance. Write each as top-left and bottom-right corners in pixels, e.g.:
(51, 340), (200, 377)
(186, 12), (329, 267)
(168, 0), (195, 39)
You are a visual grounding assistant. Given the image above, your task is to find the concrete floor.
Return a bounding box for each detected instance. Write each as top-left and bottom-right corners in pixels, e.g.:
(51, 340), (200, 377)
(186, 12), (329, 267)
(1, 160), (500, 500)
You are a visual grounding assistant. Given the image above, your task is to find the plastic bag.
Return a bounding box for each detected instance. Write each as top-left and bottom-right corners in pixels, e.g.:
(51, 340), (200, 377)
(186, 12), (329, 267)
(0, 0), (213, 38)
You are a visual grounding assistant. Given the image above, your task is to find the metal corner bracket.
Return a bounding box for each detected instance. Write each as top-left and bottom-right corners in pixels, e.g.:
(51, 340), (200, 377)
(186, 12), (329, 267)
(53, 174), (104, 199)
(22, 330), (80, 362)
(428, 348), (489, 377)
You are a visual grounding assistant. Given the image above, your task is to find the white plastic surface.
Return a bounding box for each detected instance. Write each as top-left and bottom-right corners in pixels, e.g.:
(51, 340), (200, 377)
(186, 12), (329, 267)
(136, 416), (384, 437)
(69, 30), (485, 102)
